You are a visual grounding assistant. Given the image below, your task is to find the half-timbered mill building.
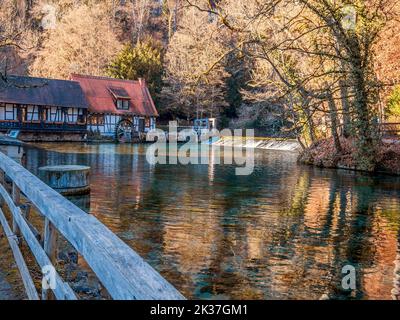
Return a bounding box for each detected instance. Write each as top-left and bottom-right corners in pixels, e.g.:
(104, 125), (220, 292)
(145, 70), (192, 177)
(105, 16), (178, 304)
(0, 75), (88, 141)
(71, 74), (158, 142)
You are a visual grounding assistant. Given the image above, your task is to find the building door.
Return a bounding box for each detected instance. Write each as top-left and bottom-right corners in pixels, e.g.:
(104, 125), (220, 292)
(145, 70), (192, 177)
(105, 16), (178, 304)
(138, 118), (145, 132)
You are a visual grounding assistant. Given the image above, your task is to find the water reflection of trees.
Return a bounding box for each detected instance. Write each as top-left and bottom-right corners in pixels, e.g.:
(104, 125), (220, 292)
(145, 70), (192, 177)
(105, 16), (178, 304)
(280, 170), (400, 300)
(23, 145), (400, 300)
(199, 167), (400, 300)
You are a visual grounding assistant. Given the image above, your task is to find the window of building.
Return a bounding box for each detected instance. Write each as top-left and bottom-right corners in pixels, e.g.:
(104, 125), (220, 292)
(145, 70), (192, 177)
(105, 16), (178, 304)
(116, 99), (129, 110)
(55, 107), (64, 122)
(44, 107), (64, 123)
(108, 86), (131, 110)
(66, 108), (84, 123)
(89, 114), (105, 125)
(0, 105), (5, 120)
(5, 104), (17, 121)
(24, 106), (40, 122)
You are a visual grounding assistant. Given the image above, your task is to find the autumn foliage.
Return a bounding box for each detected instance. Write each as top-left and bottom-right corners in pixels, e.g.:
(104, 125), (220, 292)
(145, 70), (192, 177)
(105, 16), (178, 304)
(299, 137), (400, 174)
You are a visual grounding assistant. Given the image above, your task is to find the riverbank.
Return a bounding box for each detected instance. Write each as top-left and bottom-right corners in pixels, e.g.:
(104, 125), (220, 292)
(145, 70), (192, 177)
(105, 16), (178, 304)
(298, 137), (400, 175)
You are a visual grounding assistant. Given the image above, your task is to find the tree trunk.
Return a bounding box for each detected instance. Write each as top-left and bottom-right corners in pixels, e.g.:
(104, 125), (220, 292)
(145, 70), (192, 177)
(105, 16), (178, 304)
(167, 1), (178, 41)
(168, 12), (174, 41)
(303, 107), (317, 143)
(350, 54), (376, 171)
(339, 79), (351, 137)
(327, 91), (342, 154)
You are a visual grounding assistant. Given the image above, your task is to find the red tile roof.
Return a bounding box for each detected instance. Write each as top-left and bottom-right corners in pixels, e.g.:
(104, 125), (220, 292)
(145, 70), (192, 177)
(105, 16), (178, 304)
(108, 86), (130, 100)
(71, 74), (158, 117)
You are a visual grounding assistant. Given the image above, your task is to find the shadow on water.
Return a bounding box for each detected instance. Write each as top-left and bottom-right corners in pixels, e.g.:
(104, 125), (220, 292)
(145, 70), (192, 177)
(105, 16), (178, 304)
(15, 142), (400, 300)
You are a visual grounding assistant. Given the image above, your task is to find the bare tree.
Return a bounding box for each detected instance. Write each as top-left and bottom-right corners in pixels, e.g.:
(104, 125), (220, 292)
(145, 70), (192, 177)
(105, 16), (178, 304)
(130, 0), (152, 43)
(0, 0), (38, 84)
(164, 0), (183, 41)
(163, 6), (229, 119)
(185, 0), (392, 170)
(30, 4), (121, 79)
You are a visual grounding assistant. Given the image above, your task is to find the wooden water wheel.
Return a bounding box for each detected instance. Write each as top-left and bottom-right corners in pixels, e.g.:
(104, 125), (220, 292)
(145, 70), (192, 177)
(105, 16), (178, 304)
(115, 119), (134, 143)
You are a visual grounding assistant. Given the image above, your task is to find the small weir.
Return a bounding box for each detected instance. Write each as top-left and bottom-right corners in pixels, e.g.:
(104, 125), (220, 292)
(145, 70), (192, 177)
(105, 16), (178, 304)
(212, 136), (301, 152)
(0, 150), (185, 300)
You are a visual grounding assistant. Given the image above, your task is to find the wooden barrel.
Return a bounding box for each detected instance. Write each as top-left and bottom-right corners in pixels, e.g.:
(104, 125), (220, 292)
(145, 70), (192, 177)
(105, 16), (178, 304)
(38, 165), (90, 196)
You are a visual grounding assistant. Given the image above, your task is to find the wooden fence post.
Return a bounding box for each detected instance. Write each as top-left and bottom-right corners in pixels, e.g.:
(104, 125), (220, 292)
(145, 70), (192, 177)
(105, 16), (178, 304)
(21, 202), (31, 221)
(0, 170), (4, 207)
(42, 217), (58, 300)
(12, 182), (21, 240)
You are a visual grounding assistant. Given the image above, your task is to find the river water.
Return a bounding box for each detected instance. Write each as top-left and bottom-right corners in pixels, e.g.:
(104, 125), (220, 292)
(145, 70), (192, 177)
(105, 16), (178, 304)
(15, 143), (400, 299)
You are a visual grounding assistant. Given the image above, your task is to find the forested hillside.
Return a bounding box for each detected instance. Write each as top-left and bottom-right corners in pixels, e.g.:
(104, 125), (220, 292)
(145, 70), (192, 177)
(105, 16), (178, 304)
(1, 0), (400, 148)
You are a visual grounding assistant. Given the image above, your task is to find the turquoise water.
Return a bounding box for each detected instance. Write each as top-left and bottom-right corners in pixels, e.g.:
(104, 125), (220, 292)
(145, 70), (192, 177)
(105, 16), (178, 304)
(23, 143), (400, 300)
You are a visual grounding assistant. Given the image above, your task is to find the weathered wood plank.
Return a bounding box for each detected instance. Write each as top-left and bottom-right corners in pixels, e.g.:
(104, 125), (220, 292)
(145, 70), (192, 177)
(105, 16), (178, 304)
(42, 218), (58, 300)
(0, 207), (39, 300)
(0, 184), (77, 300)
(12, 182), (21, 238)
(0, 170), (4, 208)
(0, 151), (185, 300)
(44, 218), (57, 263)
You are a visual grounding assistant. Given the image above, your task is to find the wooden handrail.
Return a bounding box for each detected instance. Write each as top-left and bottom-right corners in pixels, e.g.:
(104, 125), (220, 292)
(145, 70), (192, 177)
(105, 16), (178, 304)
(0, 151), (185, 300)
(0, 206), (40, 300)
(0, 185), (76, 300)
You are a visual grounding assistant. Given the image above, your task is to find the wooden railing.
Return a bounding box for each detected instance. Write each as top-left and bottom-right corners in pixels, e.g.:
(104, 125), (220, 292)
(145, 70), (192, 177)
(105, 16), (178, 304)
(0, 122), (87, 133)
(0, 151), (185, 300)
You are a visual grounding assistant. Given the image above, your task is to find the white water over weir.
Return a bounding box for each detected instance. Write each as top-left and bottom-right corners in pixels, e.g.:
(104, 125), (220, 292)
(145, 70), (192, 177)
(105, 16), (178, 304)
(212, 136), (301, 152)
